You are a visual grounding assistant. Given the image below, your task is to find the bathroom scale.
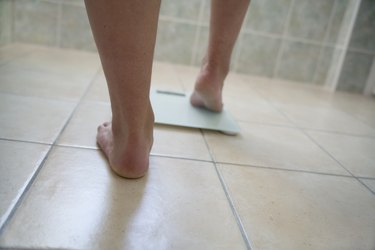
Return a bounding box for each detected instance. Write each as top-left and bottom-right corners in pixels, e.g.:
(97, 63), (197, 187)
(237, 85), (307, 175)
(150, 89), (240, 135)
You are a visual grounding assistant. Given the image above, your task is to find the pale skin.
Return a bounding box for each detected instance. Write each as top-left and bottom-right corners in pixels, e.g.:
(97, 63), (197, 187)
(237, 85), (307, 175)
(84, 0), (250, 178)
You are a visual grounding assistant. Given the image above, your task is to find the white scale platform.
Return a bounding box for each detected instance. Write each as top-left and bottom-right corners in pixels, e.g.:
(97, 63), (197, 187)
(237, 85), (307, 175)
(151, 89), (240, 135)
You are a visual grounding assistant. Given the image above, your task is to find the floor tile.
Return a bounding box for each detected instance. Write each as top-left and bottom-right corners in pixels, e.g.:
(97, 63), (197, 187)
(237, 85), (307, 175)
(360, 179), (375, 193)
(0, 94), (76, 143)
(0, 140), (50, 228)
(0, 147), (246, 249)
(247, 77), (335, 107)
(225, 96), (292, 126)
(57, 101), (111, 148)
(0, 65), (91, 101)
(152, 125), (211, 161)
(173, 64), (200, 91)
(6, 47), (100, 83)
(204, 122), (348, 175)
(84, 72), (110, 103)
(308, 131), (375, 178)
(151, 61), (185, 93)
(219, 164), (375, 250)
(0, 43), (37, 65)
(274, 103), (375, 136)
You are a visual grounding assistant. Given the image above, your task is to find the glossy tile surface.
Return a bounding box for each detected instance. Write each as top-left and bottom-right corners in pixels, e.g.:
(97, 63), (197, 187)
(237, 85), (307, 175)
(152, 125), (211, 161)
(0, 140), (50, 228)
(274, 103), (375, 136)
(57, 101), (111, 148)
(308, 131), (375, 178)
(0, 94), (76, 143)
(219, 164), (375, 250)
(204, 122), (348, 175)
(1, 45), (374, 250)
(0, 147), (246, 250)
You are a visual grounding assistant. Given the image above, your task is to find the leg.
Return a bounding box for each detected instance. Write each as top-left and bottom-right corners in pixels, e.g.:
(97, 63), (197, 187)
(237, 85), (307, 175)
(84, 0), (161, 178)
(191, 0), (250, 112)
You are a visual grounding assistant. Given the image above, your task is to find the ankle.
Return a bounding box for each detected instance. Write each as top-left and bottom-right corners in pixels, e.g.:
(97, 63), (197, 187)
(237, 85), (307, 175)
(201, 56), (230, 79)
(111, 102), (154, 140)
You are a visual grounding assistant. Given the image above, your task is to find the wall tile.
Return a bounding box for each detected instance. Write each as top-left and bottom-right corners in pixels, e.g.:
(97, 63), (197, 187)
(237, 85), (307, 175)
(236, 33), (281, 77)
(14, 0), (58, 46)
(155, 20), (196, 65)
(314, 46), (335, 85)
(0, 0), (12, 46)
(245, 0), (292, 35)
(160, 0), (201, 22)
(327, 0), (350, 45)
(288, 0), (335, 42)
(60, 4), (96, 51)
(199, 0), (210, 25)
(193, 26), (208, 66)
(337, 51), (374, 93)
(277, 41), (321, 83)
(192, 26), (240, 70)
(349, 0), (375, 52)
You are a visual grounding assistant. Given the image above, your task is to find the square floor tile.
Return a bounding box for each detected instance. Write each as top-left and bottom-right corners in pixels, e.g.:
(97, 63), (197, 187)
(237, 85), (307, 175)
(0, 147), (246, 249)
(84, 73), (110, 103)
(249, 78), (334, 108)
(57, 101), (111, 148)
(204, 122), (348, 175)
(0, 44), (37, 65)
(0, 140), (50, 228)
(152, 125), (211, 161)
(275, 103), (375, 136)
(219, 164), (375, 250)
(0, 94), (76, 143)
(0, 65), (91, 101)
(151, 61), (184, 93)
(173, 64), (200, 91)
(360, 179), (375, 193)
(225, 96), (292, 126)
(308, 131), (375, 178)
(6, 47), (100, 83)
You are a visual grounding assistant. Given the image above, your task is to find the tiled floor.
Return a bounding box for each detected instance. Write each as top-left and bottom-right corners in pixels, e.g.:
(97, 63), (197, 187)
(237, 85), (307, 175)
(0, 44), (374, 250)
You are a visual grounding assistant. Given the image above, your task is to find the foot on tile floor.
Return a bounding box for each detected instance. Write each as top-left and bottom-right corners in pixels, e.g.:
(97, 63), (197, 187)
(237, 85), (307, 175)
(96, 118), (154, 179)
(190, 63), (227, 113)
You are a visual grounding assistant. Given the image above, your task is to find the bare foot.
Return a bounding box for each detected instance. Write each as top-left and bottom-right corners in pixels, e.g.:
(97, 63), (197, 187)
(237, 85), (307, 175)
(96, 118), (153, 179)
(190, 66), (226, 113)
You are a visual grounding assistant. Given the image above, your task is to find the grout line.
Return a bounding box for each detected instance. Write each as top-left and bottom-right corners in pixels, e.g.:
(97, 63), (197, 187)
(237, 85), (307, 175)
(272, 0), (295, 79)
(232, 3), (250, 73)
(0, 144), (54, 235)
(357, 176), (375, 180)
(36, 144), (371, 181)
(0, 68), (102, 236)
(261, 95), (375, 195)
(56, 2), (62, 48)
(200, 130), (253, 250)
(329, 0), (362, 91)
(0, 247), (77, 250)
(311, 0), (338, 85)
(241, 79), (375, 194)
(10, 0), (15, 43)
(190, 0), (205, 66)
(304, 132), (375, 195)
(158, 15), (199, 26)
(217, 161), (353, 178)
(53, 69), (102, 144)
(0, 138), (52, 146)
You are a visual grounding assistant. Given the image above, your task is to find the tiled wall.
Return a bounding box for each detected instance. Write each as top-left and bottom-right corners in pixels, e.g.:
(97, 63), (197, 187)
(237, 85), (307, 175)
(0, 0), (372, 93)
(0, 0), (12, 46)
(337, 0), (375, 93)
